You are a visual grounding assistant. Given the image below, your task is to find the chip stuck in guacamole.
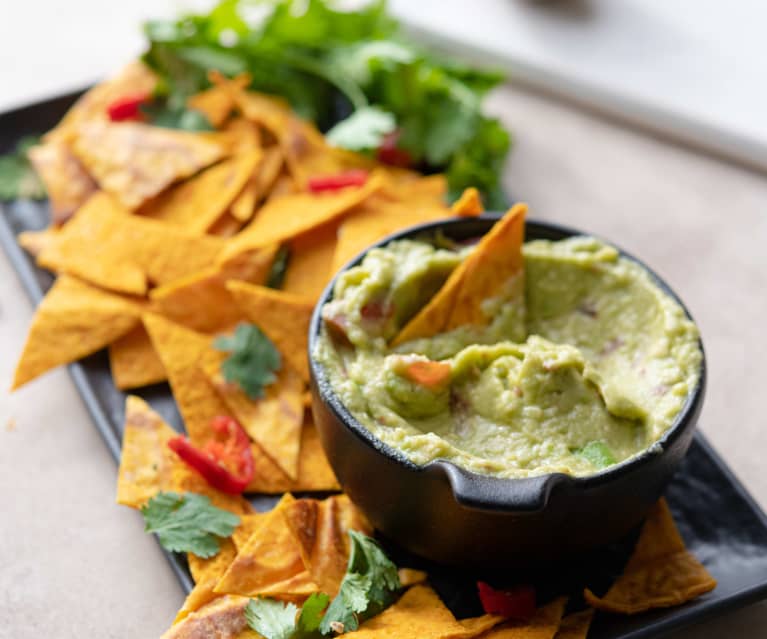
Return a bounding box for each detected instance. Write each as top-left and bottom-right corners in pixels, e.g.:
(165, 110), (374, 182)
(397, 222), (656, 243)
(315, 209), (703, 479)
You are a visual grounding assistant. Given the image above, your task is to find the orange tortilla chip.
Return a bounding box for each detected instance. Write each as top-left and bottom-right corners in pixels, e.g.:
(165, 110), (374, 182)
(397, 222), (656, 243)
(450, 187), (484, 217)
(584, 499), (717, 614)
(458, 613), (505, 637)
(188, 539), (238, 585)
(72, 120), (225, 209)
(230, 147), (283, 223)
(210, 212), (245, 237)
(109, 325), (167, 390)
(232, 513), (268, 551)
(188, 86), (236, 128)
(225, 282), (314, 382)
(393, 204), (527, 346)
(479, 597), (567, 639)
(379, 173), (448, 205)
(398, 568), (429, 588)
(554, 609), (594, 639)
(219, 171), (383, 260)
(37, 191), (227, 295)
(200, 349), (304, 479)
(18, 228), (60, 258)
(141, 149), (262, 233)
(173, 578), (221, 624)
(283, 222), (339, 301)
(171, 459), (253, 517)
(116, 395), (178, 507)
(28, 139), (97, 223)
(12, 275), (140, 389)
(283, 495), (373, 596)
(161, 595), (250, 639)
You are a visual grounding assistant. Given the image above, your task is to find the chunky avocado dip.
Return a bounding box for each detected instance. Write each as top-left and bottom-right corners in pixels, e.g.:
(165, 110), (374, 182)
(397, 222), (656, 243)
(314, 235), (702, 479)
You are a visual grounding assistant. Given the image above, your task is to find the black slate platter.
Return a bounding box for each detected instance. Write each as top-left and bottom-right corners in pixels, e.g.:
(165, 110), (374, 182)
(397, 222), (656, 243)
(3, 92), (767, 638)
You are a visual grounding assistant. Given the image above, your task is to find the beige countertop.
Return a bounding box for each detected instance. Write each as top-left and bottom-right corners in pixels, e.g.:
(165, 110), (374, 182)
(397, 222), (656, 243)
(2, 84), (766, 638)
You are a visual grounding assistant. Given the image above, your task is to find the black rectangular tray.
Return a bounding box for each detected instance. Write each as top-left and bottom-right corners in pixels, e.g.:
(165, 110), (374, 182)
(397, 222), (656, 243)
(3, 92), (767, 639)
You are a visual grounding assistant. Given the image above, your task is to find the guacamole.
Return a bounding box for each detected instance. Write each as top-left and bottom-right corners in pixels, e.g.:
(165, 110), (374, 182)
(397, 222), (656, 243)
(314, 236), (702, 478)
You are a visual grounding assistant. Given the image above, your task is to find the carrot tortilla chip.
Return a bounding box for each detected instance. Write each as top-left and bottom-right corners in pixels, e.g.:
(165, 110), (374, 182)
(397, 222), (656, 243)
(393, 204), (527, 346)
(18, 228), (59, 258)
(161, 595), (250, 639)
(72, 120), (225, 209)
(226, 282), (314, 382)
(398, 568), (429, 588)
(232, 513), (268, 551)
(189, 539), (239, 586)
(283, 494), (372, 596)
(12, 275), (140, 389)
(27, 139), (97, 223)
(173, 578), (221, 624)
(230, 147), (283, 223)
(480, 597), (567, 639)
(187, 86), (235, 129)
(141, 149), (262, 233)
(200, 348), (304, 479)
(116, 395), (177, 508)
(109, 325), (167, 390)
(219, 171), (383, 260)
(451, 187), (484, 217)
(38, 191), (226, 295)
(282, 222), (339, 301)
(554, 609), (593, 639)
(584, 499), (716, 614)
(209, 212), (245, 238)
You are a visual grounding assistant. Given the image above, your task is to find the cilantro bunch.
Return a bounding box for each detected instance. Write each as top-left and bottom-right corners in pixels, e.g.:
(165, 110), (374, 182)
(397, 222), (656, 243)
(142, 0), (511, 206)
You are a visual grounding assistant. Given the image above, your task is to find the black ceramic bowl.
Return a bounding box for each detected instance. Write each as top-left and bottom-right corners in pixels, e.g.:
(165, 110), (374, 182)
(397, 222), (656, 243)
(308, 216), (706, 568)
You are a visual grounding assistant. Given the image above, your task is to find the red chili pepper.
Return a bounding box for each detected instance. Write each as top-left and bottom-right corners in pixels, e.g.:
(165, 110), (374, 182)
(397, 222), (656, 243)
(106, 92), (150, 122)
(168, 416), (254, 494)
(477, 582), (536, 620)
(308, 169), (369, 193)
(376, 130), (412, 168)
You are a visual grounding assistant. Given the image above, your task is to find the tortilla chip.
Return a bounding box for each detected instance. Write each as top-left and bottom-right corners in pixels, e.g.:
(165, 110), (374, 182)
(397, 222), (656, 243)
(37, 191), (227, 295)
(219, 171), (383, 260)
(12, 275), (140, 389)
(161, 595), (250, 639)
(450, 187), (484, 217)
(174, 578), (221, 624)
(109, 325), (167, 389)
(215, 494), (317, 597)
(230, 147), (283, 223)
(379, 173), (448, 205)
(584, 499), (717, 614)
(27, 140), (97, 223)
(225, 282), (314, 382)
(149, 244), (277, 333)
(142, 149), (262, 233)
(171, 459), (254, 517)
(346, 585), (467, 639)
(283, 495), (373, 596)
(393, 204), (527, 346)
(188, 538), (239, 585)
(553, 609), (593, 639)
(479, 597), (567, 639)
(209, 212), (245, 237)
(232, 513), (268, 551)
(282, 222), (339, 301)
(116, 395), (178, 507)
(188, 86), (236, 128)
(72, 120), (225, 209)
(18, 228), (60, 258)
(458, 614), (506, 637)
(221, 117), (262, 155)
(398, 568), (429, 588)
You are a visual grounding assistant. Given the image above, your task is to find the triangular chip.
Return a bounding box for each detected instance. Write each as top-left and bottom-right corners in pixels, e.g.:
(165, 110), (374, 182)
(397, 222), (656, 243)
(173, 578), (221, 624)
(200, 349), (304, 479)
(282, 222), (339, 301)
(72, 120), (226, 209)
(187, 86), (236, 128)
(171, 459), (254, 518)
(393, 204), (527, 346)
(12, 275), (140, 389)
(109, 325), (167, 390)
(398, 568), (429, 588)
(232, 513), (268, 551)
(219, 171), (383, 260)
(209, 212), (245, 237)
(457, 613), (505, 637)
(450, 187), (484, 217)
(226, 282), (314, 381)
(161, 595), (250, 639)
(553, 609), (593, 639)
(188, 539), (238, 585)
(141, 149), (262, 233)
(230, 147), (283, 223)
(584, 499), (716, 614)
(18, 228), (60, 258)
(478, 597), (567, 639)
(116, 395), (178, 507)
(283, 494), (373, 596)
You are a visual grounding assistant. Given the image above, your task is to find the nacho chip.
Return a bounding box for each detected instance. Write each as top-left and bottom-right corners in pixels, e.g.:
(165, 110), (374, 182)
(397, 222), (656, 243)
(141, 149), (262, 233)
(479, 597), (567, 639)
(219, 171), (384, 260)
(230, 147), (283, 223)
(149, 244), (277, 333)
(18, 228), (60, 258)
(72, 120), (225, 209)
(171, 459), (254, 517)
(450, 187), (484, 217)
(398, 568), (429, 588)
(282, 222), (339, 301)
(188, 85), (236, 128)
(189, 539), (239, 585)
(393, 204), (527, 346)
(283, 495), (373, 596)
(116, 395), (178, 507)
(553, 609), (593, 639)
(226, 282), (314, 381)
(27, 139), (97, 223)
(109, 325), (167, 389)
(232, 513), (268, 551)
(161, 595), (250, 639)
(346, 584), (467, 639)
(174, 578), (221, 624)
(458, 613), (505, 637)
(209, 212), (245, 238)
(584, 499), (716, 614)
(12, 275), (140, 389)
(38, 191), (227, 295)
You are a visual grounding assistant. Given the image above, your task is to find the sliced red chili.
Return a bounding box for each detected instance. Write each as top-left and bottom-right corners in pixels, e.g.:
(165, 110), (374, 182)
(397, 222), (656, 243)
(106, 92), (150, 122)
(376, 130), (412, 168)
(477, 582), (536, 620)
(308, 169), (368, 193)
(168, 415), (254, 494)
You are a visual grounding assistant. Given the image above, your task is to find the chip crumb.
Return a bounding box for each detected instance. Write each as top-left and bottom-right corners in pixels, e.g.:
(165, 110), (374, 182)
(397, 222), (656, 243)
(5, 417), (17, 432)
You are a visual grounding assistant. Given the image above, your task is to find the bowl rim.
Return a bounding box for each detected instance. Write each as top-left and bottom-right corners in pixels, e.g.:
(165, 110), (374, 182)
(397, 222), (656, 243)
(308, 214), (707, 512)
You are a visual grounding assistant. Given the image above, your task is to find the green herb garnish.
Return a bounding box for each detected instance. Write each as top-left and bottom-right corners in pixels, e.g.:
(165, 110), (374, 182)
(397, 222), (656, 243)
(0, 136), (45, 201)
(214, 322), (282, 399)
(578, 441), (617, 469)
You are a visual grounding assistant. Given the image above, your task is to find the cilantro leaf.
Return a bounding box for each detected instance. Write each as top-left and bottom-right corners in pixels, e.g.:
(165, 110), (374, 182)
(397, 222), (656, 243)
(297, 593), (330, 635)
(245, 598), (300, 639)
(214, 323), (281, 399)
(326, 106), (396, 152)
(141, 103), (214, 131)
(266, 245), (291, 289)
(140, 491), (240, 558)
(0, 136), (45, 201)
(578, 441), (617, 469)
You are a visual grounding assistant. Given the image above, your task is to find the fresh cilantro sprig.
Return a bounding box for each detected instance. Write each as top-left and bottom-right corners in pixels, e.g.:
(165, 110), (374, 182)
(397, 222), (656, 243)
(245, 532), (401, 638)
(214, 322), (281, 399)
(0, 136), (45, 201)
(140, 491), (240, 558)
